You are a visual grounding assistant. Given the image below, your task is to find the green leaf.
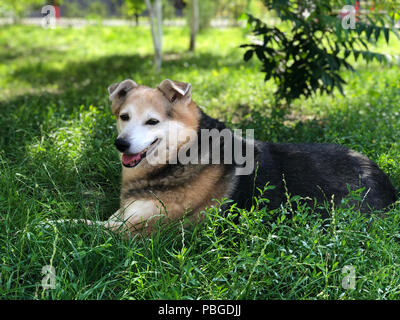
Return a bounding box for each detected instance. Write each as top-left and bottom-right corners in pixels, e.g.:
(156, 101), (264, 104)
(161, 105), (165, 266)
(244, 50), (254, 62)
(366, 26), (374, 41)
(374, 27), (381, 42)
(384, 28), (390, 44)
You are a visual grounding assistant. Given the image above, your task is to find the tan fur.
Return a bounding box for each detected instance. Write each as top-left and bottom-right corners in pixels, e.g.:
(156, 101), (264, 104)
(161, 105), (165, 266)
(118, 89), (201, 183)
(124, 164), (228, 214)
(112, 163), (232, 236)
(48, 79), (229, 237)
(171, 100), (199, 130)
(121, 87), (168, 117)
(112, 82), (230, 236)
(115, 92), (226, 234)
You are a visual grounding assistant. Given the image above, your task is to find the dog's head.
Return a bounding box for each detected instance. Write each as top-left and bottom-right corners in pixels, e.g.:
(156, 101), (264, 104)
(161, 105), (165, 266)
(108, 79), (199, 169)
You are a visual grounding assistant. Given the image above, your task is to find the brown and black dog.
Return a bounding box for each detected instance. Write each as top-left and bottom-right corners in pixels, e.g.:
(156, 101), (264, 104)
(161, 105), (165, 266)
(47, 79), (397, 236)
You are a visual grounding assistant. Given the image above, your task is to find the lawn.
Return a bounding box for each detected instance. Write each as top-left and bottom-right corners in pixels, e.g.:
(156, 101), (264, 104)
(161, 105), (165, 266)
(1, 24), (400, 299)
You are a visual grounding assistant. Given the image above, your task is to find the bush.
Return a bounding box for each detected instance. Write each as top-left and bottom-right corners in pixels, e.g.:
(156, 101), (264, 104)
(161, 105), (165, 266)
(241, 0), (400, 104)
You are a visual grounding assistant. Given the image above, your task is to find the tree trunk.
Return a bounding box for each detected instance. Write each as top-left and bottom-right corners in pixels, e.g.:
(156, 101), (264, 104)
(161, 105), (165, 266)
(135, 13), (139, 26)
(145, 0), (163, 72)
(189, 0), (199, 52)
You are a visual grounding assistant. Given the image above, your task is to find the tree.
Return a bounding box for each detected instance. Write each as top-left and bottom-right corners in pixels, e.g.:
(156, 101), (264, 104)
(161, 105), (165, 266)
(86, 1), (108, 20)
(186, 0), (216, 31)
(1, 0), (44, 23)
(145, 0), (163, 72)
(216, 0), (251, 21)
(241, 0), (400, 106)
(124, 0), (146, 26)
(189, 0), (199, 51)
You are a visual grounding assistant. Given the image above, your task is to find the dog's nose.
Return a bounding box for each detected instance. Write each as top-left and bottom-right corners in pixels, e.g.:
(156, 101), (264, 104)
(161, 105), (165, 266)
(114, 138), (130, 153)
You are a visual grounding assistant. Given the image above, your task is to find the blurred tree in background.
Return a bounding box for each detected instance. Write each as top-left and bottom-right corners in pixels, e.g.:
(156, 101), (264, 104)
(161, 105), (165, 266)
(162, 0), (177, 21)
(123, 0), (146, 25)
(63, 2), (85, 18)
(216, 0), (251, 22)
(188, 0), (199, 51)
(86, 1), (108, 20)
(241, 0), (400, 106)
(0, 0), (44, 23)
(145, 0), (163, 72)
(185, 0), (216, 30)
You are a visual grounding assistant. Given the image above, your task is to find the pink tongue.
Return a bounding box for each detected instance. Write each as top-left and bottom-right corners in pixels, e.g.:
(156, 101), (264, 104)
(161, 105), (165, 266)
(122, 153), (142, 165)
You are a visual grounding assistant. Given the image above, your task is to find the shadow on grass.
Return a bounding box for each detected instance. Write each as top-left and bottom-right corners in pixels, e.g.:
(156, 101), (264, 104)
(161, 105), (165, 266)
(0, 45), (66, 61)
(9, 51), (245, 89)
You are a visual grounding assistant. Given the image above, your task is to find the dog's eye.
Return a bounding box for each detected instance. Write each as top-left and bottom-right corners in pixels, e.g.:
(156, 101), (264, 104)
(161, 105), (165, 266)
(120, 114), (129, 121)
(145, 118), (159, 126)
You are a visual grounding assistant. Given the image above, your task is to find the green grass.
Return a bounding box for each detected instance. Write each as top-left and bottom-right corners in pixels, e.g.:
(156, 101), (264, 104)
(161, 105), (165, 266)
(1, 24), (400, 299)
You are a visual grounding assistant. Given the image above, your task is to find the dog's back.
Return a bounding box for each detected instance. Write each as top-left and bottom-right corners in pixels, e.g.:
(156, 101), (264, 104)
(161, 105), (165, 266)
(230, 142), (397, 215)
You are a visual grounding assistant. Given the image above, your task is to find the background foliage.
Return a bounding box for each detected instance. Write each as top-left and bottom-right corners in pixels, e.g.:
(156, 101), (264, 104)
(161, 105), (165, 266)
(242, 0), (400, 104)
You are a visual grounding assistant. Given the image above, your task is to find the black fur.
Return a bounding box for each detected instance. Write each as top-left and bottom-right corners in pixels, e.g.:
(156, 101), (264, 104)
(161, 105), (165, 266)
(197, 111), (397, 215)
(230, 142), (397, 216)
(124, 110), (397, 216)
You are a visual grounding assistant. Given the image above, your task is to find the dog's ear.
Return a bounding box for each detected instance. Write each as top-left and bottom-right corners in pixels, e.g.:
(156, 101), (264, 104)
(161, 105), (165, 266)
(108, 79), (138, 114)
(158, 79), (192, 104)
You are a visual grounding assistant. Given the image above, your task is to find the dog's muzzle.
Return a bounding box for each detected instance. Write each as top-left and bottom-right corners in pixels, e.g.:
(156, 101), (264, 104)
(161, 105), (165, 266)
(114, 138), (130, 153)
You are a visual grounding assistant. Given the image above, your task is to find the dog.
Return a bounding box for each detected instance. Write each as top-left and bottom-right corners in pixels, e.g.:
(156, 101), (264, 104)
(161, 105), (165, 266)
(48, 79), (397, 236)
